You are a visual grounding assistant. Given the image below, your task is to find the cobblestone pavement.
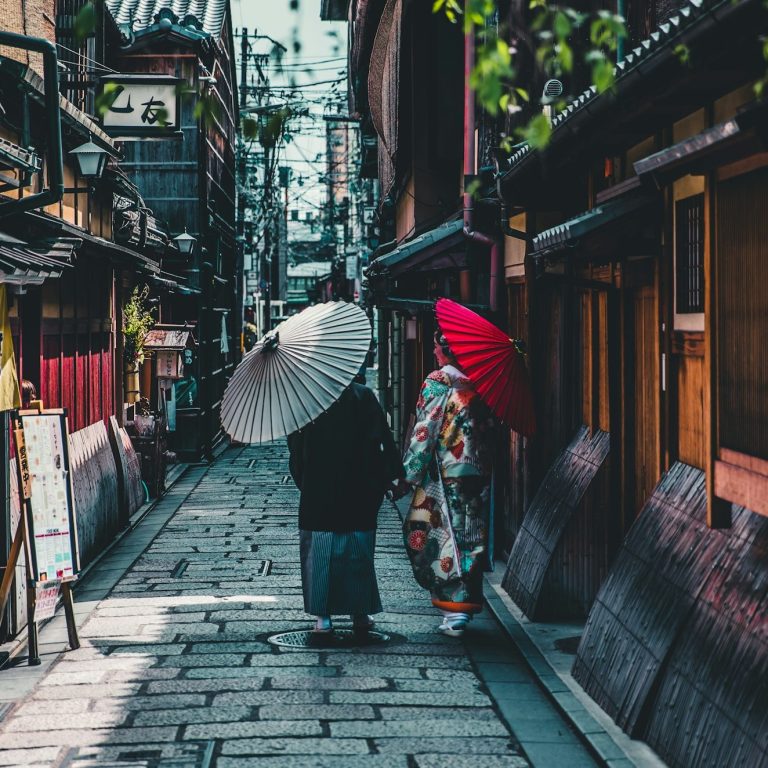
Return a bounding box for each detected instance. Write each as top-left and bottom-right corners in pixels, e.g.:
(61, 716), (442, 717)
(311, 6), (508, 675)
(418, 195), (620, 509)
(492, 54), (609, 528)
(0, 445), (597, 767)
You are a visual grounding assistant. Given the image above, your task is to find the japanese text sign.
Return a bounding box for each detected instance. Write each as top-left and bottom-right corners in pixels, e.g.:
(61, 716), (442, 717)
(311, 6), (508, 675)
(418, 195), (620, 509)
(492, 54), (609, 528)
(99, 75), (181, 138)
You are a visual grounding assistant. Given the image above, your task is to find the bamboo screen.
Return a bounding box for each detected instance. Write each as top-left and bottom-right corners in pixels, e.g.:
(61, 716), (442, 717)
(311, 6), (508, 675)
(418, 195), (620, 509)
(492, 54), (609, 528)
(717, 168), (768, 460)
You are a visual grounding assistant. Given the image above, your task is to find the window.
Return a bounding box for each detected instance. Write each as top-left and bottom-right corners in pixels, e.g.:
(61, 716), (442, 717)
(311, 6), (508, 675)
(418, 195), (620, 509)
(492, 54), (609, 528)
(675, 194), (705, 314)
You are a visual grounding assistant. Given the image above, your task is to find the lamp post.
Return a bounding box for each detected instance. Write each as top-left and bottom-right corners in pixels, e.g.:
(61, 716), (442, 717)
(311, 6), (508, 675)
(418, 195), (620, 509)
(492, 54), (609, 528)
(69, 136), (108, 179)
(173, 229), (197, 256)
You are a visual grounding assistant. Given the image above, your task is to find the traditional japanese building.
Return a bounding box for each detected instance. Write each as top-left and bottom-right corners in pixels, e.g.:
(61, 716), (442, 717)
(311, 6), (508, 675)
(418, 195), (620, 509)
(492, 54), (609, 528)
(0, 2), (161, 641)
(333, 0), (768, 765)
(104, 0), (241, 460)
(498, 1), (768, 765)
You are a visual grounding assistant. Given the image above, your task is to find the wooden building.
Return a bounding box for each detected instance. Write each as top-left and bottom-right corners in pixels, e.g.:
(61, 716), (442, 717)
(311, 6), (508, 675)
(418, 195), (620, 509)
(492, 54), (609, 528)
(0, 4), (159, 641)
(327, 0), (499, 448)
(493, 0), (768, 764)
(104, 0), (241, 460)
(335, 0), (768, 763)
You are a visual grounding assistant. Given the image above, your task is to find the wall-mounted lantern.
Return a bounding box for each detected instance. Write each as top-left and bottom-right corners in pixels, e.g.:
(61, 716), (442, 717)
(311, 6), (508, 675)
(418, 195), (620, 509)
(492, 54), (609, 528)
(173, 228), (197, 256)
(69, 136), (108, 179)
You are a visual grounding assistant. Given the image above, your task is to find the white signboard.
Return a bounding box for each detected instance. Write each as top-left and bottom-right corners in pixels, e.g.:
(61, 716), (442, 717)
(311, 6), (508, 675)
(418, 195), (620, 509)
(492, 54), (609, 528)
(100, 76), (180, 137)
(21, 413), (78, 582)
(346, 254), (358, 280)
(35, 579), (61, 621)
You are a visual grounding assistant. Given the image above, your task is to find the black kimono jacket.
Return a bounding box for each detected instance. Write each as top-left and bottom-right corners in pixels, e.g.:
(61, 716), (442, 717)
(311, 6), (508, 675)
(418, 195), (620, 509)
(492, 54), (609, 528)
(287, 383), (404, 533)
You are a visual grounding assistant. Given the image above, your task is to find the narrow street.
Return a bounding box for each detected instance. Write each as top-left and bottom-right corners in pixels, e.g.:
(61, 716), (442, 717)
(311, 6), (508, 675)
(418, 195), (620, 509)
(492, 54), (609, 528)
(0, 445), (597, 767)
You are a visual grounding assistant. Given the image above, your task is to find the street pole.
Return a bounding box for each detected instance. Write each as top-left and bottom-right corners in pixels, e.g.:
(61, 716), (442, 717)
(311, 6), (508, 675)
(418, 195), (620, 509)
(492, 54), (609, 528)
(262, 140), (272, 333)
(238, 29), (248, 319)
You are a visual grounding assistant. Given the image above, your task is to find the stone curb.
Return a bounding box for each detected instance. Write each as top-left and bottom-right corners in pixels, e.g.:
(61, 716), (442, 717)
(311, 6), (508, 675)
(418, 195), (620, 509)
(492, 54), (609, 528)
(483, 577), (636, 768)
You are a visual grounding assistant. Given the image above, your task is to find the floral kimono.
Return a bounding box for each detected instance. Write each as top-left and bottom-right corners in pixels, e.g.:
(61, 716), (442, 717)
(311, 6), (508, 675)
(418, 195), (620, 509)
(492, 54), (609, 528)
(402, 364), (494, 614)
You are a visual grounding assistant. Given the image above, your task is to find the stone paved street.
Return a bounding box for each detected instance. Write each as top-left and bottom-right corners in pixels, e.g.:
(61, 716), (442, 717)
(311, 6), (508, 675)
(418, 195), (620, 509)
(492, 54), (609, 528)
(0, 445), (598, 767)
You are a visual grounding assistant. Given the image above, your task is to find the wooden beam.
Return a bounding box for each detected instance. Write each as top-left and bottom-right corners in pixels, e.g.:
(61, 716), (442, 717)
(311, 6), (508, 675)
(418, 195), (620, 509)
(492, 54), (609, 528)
(704, 170), (732, 528)
(714, 460), (768, 518)
(0, 517), (24, 620)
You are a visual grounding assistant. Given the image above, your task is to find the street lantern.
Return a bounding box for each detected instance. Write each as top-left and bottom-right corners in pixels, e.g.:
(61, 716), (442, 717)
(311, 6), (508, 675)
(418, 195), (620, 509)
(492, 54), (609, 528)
(173, 228), (197, 256)
(69, 136), (108, 179)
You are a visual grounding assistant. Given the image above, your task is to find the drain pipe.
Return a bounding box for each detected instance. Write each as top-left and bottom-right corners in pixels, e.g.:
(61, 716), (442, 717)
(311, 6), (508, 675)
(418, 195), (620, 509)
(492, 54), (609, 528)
(462, 8), (500, 312)
(0, 32), (63, 218)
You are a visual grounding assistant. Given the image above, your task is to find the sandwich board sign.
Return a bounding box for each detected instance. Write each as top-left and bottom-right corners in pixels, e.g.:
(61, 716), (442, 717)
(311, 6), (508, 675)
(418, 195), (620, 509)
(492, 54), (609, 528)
(18, 412), (79, 583)
(0, 409), (81, 665)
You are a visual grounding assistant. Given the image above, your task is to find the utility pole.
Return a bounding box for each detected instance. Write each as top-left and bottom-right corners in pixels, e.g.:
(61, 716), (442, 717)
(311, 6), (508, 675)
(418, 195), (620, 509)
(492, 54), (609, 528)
(235, 29), (288, 334)
(262, 139), (272, 333)
(237, 29), (249, 304)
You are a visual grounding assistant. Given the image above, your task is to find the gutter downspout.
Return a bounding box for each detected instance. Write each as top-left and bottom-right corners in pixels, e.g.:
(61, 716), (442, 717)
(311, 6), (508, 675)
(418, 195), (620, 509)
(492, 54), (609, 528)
(617, 0), (626, 64)
(0, 31), (63, 218)
(462, 7), (500, 312)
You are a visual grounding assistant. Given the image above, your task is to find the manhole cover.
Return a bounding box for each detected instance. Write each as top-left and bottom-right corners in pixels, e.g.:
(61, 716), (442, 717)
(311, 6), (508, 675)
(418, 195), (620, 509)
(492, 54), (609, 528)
(267, 629), (391, 649)
(554, 635), (582, 654)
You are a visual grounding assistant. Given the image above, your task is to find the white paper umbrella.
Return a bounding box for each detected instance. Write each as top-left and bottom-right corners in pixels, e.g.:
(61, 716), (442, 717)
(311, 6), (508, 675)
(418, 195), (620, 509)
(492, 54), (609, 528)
(221, 301), (371, 444)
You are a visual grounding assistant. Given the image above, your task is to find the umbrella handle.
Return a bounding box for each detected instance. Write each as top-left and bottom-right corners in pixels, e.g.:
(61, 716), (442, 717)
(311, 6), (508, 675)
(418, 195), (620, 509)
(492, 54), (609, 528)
(260, 331), (280, 353)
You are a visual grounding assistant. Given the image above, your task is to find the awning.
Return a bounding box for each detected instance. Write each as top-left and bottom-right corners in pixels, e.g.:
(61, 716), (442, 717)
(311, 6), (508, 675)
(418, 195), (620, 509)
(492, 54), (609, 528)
(634, 100), (768, 186)
(144, 328), (196, 351)
(0, 232), (78, 285)
(23, 211), (160, 274)
(0, 136), (41, 175)
(498, 0), (764, 205)
(151, 271), (201, 296)
(366, 219), (465, 278)
(531, 195), (655, 258)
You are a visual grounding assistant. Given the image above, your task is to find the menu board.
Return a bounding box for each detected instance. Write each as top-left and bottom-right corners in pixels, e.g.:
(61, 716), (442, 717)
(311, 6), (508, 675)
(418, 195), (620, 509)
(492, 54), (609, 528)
(18, 413), (79, 583)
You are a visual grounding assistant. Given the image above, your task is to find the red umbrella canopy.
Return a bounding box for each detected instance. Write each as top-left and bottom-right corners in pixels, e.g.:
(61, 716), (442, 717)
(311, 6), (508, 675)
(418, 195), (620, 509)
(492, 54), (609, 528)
(435, 298), (536, 437)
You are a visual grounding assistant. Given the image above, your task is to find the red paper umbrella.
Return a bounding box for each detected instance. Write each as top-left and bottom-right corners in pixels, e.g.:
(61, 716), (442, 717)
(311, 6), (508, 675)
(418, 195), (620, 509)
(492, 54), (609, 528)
(435, 298), (536, 436)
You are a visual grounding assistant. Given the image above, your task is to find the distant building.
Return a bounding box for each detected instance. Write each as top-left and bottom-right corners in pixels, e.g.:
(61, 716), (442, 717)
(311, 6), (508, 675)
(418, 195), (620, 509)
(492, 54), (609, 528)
(105, 0), (241, 460)
(286, 261), (332, 314)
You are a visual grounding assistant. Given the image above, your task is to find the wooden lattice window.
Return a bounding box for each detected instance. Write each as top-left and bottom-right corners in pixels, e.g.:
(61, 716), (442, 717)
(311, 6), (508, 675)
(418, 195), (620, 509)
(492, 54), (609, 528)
(675, 194), (705, 314)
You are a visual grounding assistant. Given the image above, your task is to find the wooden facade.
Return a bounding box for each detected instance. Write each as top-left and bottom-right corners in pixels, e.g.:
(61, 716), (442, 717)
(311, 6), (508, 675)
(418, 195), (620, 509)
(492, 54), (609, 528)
(108, 1), (241, 459)
(343, 0), (768, 763)
(496, 0), (768, 764)
(0, 2), (164, 642)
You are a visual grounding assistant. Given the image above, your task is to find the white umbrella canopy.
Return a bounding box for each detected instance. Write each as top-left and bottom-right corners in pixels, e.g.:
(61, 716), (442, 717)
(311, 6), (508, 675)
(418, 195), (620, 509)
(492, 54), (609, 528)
(221, 301), (372, 444)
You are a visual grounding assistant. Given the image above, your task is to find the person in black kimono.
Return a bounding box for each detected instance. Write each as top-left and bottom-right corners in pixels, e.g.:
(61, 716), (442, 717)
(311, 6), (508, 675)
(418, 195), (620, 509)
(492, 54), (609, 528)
(287, 377), (404, 633)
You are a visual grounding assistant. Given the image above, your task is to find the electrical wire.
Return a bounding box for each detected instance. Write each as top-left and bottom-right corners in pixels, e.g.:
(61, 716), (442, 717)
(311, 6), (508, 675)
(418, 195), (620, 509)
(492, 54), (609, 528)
(56, 43), (119, 73)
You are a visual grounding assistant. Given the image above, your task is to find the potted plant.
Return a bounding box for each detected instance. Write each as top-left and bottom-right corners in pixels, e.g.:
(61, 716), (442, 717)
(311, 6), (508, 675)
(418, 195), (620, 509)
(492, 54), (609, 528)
(122, 285), (154, 404)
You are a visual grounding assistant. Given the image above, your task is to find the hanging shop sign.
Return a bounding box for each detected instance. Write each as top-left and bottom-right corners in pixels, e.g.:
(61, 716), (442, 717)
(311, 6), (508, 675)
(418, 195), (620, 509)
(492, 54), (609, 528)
(155, 349), (184, 379)
(144, 328), (196, 380)
(346, 254), (358, 280)
(98, 75), (182, 138)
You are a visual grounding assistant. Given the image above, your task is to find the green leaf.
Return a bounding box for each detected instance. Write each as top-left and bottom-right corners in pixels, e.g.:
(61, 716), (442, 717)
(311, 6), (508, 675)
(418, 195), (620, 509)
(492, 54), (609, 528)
(515, 87), (530, 102)
(242, 117), (259, 141)
(554, 11), (571, 39)
(592, 56), (615, 93)
(558, 40), (573, 73)
(95, 82), (121, 118)
(74, 2), (96, 44)
(522, 113), (552, 150)
(674, 43), (691, 66)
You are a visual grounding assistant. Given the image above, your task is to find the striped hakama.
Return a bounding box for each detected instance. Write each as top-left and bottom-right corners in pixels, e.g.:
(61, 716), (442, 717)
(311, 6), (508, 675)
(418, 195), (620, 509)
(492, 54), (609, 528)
(299, 530), (383, 616)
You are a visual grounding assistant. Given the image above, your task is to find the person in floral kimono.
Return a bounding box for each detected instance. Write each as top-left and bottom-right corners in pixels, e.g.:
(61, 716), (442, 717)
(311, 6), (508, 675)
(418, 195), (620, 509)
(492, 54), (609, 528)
(399, 332), (495, 637)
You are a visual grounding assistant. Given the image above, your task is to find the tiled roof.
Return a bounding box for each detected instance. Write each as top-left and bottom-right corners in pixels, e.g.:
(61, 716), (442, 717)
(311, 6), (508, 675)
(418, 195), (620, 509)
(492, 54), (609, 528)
(366, 219), (464, 274)
(505, 0), (717, 171)
(288, 261), (333, 278)
(105, 0), (227, 37)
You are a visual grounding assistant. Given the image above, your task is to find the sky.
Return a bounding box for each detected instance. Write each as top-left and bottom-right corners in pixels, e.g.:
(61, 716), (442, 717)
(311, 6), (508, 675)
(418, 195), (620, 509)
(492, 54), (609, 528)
(231, 0), (347, 245)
